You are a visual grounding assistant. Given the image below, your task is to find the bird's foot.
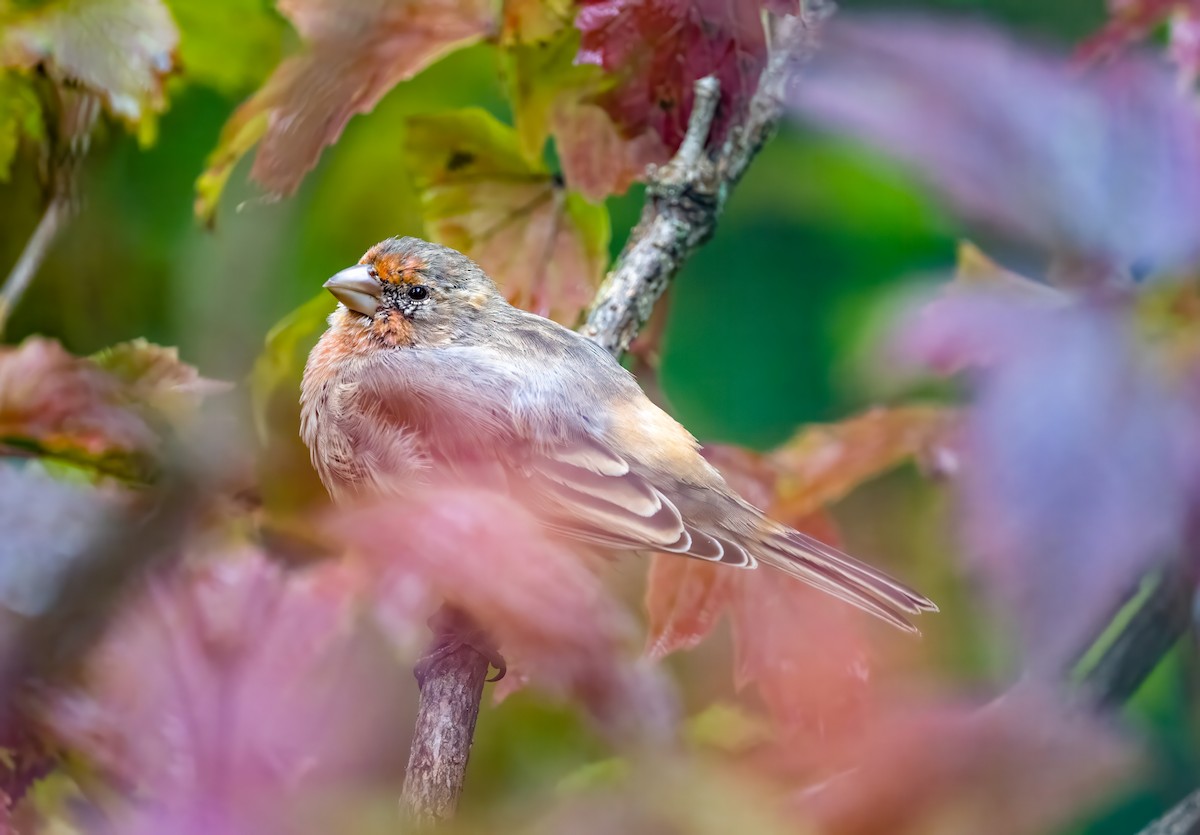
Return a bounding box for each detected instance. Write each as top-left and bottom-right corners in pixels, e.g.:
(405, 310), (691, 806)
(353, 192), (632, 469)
(414, 607), (506, 686)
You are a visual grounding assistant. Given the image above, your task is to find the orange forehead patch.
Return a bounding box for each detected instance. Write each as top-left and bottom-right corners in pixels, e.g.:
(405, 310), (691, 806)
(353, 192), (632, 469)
(360, 246), (427, 285)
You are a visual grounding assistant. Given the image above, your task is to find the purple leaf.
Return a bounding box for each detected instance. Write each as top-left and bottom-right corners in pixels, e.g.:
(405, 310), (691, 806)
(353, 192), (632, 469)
(900, 293), (1192, 675)
(791, 16), (1200, 276)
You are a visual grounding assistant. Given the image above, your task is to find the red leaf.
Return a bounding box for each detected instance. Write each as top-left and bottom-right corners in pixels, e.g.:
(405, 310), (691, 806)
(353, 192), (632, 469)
(729, 513), (872, 734)
(799, 685), (1139, 835)
(196, 0), (494, 221)
(0, 338), (157, 465)
(644, 555), (732, 660)
(330, 485), (669, 734)
(575, 0), (772, 152)
(552, 99), (669, 201)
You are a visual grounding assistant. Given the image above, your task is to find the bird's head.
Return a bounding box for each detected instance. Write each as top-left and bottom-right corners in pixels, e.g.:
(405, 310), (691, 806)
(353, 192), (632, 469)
(323, 237), (504, 347)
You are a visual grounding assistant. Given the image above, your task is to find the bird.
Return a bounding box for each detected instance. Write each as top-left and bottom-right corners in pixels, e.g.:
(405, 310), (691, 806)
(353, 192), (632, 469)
(300, 236), (936, 631)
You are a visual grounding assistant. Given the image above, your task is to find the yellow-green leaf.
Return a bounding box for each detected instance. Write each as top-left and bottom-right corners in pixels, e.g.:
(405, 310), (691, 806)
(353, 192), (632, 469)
(406, 108), (610, 324)
(0, 69), (43, 181)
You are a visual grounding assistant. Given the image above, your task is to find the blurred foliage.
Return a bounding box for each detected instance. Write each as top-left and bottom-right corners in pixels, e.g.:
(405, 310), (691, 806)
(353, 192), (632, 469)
(0, 1), (1197, 834)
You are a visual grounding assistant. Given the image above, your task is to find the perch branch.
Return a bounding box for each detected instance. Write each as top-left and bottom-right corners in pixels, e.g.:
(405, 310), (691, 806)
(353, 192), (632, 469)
(400, 3), (829, 822)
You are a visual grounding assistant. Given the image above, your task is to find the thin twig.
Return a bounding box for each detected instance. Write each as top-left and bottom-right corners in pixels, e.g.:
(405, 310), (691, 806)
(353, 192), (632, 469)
(1137, 788), (1200, 835)
(0, 196), (68, 337)
(400, 4), (829, 822)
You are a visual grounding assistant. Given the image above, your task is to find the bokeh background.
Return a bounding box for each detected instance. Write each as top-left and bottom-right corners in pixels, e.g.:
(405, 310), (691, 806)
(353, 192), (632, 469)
(1, 1), (1194, 832)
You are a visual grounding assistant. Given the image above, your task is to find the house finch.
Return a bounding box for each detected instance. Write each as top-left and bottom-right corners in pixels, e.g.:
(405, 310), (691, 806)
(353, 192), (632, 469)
(301, 237), (936, 630)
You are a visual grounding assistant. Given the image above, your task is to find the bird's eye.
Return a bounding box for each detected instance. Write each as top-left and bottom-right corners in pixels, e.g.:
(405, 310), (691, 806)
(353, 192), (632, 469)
(406, 285), (429, 301)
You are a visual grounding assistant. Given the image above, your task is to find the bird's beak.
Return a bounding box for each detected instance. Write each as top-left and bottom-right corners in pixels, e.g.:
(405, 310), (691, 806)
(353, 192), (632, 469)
(324, 264), (380, 316)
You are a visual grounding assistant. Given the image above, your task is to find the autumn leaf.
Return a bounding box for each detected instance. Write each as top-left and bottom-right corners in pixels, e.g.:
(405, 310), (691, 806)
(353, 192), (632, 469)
(900, 292), (1192, 676)
(331, 485), (668, 735)
(405, 109), (610, 324)
(575, 0), (772, 153)
(767, 406), (953, 521)
(0, 338), (158, 477)
(196, 0), (494, 223)
(0, 0), (178, 126)
(0, 461), (129, 619)
(92, 338), (231, 425)
(792, 15), (1200, 276)
(645, 409), (946, 731)
(503, 23), (668, 198)
(799, 685), (1139, 835)
(41, 549), (412, 832)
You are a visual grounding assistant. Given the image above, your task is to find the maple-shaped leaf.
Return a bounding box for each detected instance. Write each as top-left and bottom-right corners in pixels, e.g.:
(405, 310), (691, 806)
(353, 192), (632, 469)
(799, 685), (1139, 835)
(899, 291), (1192, 677)
(503, 23), (668, 199)
(575, 0), (772, 153)
(0, 71), (44, 182)
(0, 338), (226, 481)
(196, 0), (494, 223)
(646, 406), (948, 659)
(41, 549), (412, 833)
(405, 108), (610, 324)
(791, 15), (1200, 277)
(92, 338), (231, 425)
(0, 0), (177, 125)
(646, 409), (947, 732)
(0, 338), (158, 477)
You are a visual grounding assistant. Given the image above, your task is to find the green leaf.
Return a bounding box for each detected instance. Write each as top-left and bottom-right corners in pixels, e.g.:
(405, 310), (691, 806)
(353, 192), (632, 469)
(164, 0), (286, 95)
(504, 27), (595, 163)
(0, 69), (43, 181)
(406, 108), (610, 324)
(249, 291), (331, 444)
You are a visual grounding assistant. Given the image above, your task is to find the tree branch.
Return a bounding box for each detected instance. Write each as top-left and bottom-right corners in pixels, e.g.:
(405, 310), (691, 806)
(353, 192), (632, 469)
(1137, 788), (1200, 835)
(1080, 566), (1192, 709)
(400, 3), (829, 822)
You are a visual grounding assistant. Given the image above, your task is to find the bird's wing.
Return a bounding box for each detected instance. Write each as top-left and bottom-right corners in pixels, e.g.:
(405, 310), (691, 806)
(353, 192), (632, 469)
(357, 346), (935, 632)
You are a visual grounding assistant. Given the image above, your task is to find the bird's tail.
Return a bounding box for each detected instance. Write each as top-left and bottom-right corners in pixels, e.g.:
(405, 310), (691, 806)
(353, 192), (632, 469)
(754, 526), (937, 633)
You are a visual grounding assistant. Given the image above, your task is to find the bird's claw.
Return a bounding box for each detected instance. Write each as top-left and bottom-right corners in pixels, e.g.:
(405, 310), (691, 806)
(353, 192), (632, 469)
(415, 609), (506, 686)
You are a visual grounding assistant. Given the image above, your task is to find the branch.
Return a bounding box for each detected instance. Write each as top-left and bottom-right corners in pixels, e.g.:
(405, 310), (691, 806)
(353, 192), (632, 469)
(0, 196), (68, 337)
(0, 86), (99, 338)
(580, 5), (828, 355)
(400, 3), (829, 821)
(1137, 788), (1200, 835)
(1079, 566), (1192, 709)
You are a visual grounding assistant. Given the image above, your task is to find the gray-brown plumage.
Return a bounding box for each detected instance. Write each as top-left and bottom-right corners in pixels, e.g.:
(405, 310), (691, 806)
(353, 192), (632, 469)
(301, 237), (937, 631)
